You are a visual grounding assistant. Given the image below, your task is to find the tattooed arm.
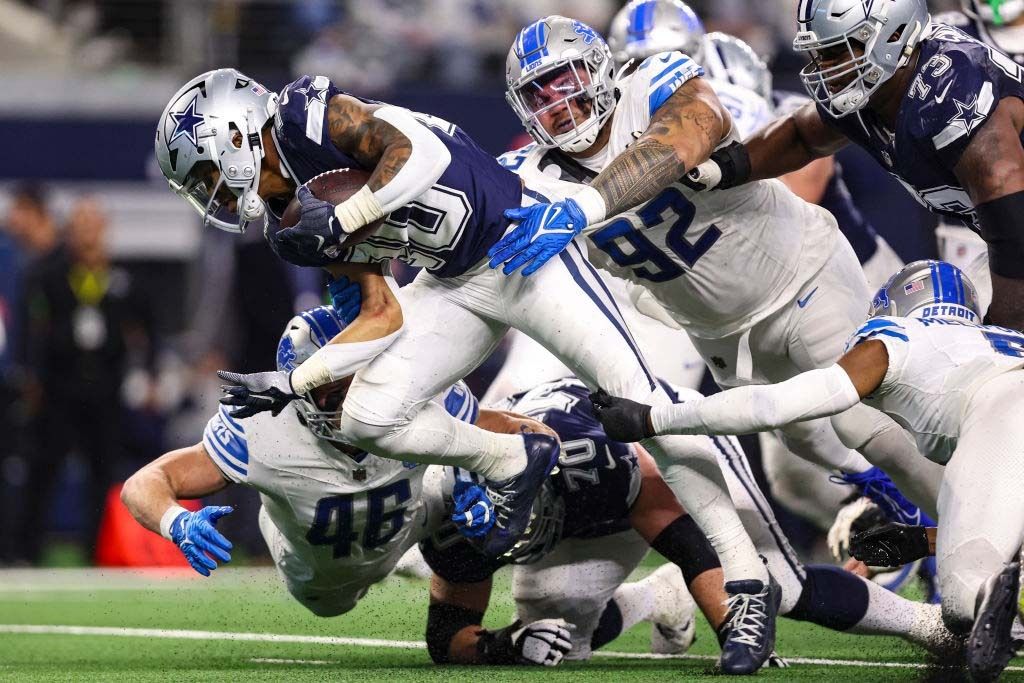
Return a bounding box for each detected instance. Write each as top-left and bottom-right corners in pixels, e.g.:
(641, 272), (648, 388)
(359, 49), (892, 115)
(324, 94), (451, 231)
(587, 77), (728, 218)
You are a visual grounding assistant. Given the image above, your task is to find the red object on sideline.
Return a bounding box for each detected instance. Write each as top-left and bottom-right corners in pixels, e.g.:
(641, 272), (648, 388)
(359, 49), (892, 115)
(94, 483), (201, 567)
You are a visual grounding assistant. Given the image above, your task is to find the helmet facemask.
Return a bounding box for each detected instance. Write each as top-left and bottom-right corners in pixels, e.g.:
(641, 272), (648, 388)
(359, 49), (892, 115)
(796, 22), (887, 117)
(294, 376), (356, 446)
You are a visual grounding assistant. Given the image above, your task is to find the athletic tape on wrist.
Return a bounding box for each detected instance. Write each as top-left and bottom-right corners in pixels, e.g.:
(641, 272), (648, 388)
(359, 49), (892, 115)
(160, 505), (190, 541)
(289, 327), (403, 395)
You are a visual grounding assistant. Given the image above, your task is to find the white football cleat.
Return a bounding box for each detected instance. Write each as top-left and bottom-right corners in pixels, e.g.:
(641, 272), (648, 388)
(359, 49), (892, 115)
(645, 564), (697, 655)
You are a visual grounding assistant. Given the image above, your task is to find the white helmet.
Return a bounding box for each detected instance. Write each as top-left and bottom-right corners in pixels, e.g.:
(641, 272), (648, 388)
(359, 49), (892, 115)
(506, 16), (616, 153)
(607, 0), (706, 67)
(276, 306), (352, 444)
(962, 0), (1024, 25)
(794, 0), (930, 117)
(156, 68), (278, 233)
(703, 32), (773, 102)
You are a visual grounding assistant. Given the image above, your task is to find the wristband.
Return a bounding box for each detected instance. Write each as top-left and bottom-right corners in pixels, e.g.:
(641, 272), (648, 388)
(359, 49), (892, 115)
(160, 505), (190, 541)
(333, 185), (385, 235)
(572, 186), (607, 225)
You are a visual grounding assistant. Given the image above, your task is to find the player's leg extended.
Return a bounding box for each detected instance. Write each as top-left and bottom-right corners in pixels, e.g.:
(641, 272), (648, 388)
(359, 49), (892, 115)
(935, 371), (1024, 632)
(338, 272), (525, 481)
(511, 531), (650, 660)
(505, 240), (765, 584)
(714, 433), (954, 650)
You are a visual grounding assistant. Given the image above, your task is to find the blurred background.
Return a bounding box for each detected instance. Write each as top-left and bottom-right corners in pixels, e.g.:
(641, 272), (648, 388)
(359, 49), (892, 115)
(0, 0), (962, 567)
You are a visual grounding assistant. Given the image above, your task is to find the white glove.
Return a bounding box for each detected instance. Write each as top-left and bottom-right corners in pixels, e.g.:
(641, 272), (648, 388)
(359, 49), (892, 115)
(683, 158), (724, 191)
(512, 618), (575, 666)
(828, 496), (880, 561)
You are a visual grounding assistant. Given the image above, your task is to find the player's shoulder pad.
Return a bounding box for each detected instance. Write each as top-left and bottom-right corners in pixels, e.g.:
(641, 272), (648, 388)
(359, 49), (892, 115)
(202, 405), (250, 481)
(909, 29), (1018, 159)
(496, 142), (538, 173)
(632, 50), (705, 118)
(442, 381), (479, 424)
(846, 317), (910, 352)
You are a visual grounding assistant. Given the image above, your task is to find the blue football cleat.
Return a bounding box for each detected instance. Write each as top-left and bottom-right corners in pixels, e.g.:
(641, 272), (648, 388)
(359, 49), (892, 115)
(839, 467), (937, 527)
(481, 433), (561, 557)
(967, 562), (1020, 682)
(718, 573), (782, 675)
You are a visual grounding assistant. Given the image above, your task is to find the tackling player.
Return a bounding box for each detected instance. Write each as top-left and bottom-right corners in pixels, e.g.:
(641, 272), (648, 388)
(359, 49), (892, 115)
(686, 0), (1024, 331)
(491, 12), (942, 534)
(120, 301), (565, 656)
(155, 57), (776, 646)
(591, 260), (1024, 681)
(425, 377), (954, 668)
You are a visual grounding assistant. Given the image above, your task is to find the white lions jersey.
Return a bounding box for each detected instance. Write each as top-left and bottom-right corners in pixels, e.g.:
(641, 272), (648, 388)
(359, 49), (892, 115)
(502, 51), (839, 338)
(202, 382), (478, 581)
(847, 317), (1024, 464)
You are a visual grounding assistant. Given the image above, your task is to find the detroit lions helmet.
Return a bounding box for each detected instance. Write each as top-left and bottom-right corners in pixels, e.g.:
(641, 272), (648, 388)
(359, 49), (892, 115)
(156, 68), (277, 234)
(506, 16), (616, 153)
(277, 306), (351, 443)
(870, 260), (981, 322)
(607, 0), (706, 67)
(703, 32), (773, 102)
(794, 0), (931, 117)
(962, 0), (1024, 25)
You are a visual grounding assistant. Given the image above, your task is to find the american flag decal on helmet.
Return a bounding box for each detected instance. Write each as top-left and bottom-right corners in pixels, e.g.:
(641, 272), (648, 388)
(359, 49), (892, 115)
(904, 280), (926, 295)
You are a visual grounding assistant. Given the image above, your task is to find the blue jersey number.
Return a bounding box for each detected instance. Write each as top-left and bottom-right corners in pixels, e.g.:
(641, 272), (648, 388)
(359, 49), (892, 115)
(306, 479), (413, 558)
(984, 330), (1024, 358)
(590, 187), (721, 282)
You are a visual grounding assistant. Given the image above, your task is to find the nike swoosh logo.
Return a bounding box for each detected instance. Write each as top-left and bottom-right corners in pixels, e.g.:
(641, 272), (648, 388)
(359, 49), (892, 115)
(797, 286), (819, 308)
(934, 81), (953, 104)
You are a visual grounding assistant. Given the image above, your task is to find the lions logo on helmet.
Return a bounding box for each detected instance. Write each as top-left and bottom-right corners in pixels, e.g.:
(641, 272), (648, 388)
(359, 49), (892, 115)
(277, 306), (352, 443)
(156, 68), (278, 234)
(870, 260), (981, 322)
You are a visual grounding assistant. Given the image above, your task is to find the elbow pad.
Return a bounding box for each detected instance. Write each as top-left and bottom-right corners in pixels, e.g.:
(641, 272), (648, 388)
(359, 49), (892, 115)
(975, 190), (1024, 278)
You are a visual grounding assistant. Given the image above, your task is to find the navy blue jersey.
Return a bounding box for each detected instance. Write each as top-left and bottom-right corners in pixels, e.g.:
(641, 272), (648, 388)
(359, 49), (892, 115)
(271, 75), (524, 278)
(934, 10), (1024, 65)
(820, 24), (1024, 231)
(773, 90), (879, 264)
(420, 378), (642, 584)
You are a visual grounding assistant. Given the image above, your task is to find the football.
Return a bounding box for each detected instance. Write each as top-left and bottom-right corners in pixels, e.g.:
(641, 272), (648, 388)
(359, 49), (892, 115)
(278, 168), (383, 248)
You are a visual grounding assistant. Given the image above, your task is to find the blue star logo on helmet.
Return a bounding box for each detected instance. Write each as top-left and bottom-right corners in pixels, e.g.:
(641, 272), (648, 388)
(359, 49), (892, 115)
(573, 20), (599, 45)
(298, 82), (328, 110)
(168, 95), (204, 147)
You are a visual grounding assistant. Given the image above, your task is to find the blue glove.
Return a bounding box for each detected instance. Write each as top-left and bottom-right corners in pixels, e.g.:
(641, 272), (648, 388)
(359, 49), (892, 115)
(168, 506), (234, 576)
(488, 198), (588, 276)
(451, 481), (495, 538)
(272, 186), (346, 267)
(329, 275), (362, 325)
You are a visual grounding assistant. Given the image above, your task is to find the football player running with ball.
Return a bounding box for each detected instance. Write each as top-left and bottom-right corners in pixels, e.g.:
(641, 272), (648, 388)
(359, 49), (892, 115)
(591, 260), (1024, 682)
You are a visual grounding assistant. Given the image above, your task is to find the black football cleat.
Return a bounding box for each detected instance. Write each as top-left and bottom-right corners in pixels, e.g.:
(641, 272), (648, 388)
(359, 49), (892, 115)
(967, 561), (1020, 683)
(718, 573), (782, 675)
(481, 433), (561, 557)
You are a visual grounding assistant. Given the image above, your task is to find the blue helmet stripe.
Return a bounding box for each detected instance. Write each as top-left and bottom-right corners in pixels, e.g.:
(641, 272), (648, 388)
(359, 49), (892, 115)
(933, 261), (961, 305)
(629, 0), (655, 39)
(519, 20), (549, 68)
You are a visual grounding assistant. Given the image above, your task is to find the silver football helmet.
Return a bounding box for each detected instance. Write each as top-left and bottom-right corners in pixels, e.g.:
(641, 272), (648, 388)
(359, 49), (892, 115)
(870, 260), (981, 322)
(962, 0), (1024, 25)
(703, 32), (772, 102)
(276, 306), (352, 444)
(794, 0), (931, 117)
(607, 0), (706, 67)
(506, 16), (616, 153)
(156, 68), (278, 234)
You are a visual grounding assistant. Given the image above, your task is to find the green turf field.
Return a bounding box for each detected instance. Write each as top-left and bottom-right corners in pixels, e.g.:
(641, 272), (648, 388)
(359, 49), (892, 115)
(0, 566), (1021, 681)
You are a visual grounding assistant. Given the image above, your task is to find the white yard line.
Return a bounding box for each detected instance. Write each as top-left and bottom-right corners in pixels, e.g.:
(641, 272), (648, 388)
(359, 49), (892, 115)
(2, 624), (1020, 672)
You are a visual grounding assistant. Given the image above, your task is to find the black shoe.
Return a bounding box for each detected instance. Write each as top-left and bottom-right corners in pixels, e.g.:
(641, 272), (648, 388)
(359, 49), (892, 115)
(967, 561), (1020, 682)
(718, 573), (782, 675)
(481, 433), (560, 557)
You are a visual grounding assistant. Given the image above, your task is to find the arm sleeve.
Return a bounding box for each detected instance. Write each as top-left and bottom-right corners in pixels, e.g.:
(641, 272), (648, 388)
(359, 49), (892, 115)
(649, 364), (861, 436)
(370, 106), (452, 214)
(202, 406), (250, 484)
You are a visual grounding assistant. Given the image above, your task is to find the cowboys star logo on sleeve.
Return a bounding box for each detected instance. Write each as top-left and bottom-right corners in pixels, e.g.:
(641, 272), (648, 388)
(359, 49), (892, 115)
(168, 95), (204, 147)
(298, 82), (329, 110)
